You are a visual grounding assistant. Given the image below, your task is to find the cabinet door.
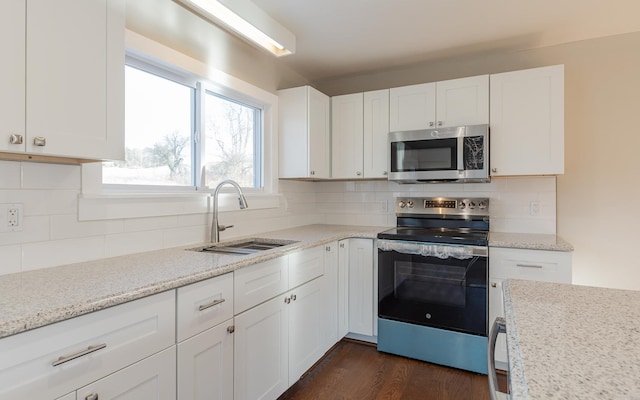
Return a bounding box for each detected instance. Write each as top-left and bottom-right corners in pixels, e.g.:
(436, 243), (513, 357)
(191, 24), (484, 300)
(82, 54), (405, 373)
(178, 321), (234, 400)
(308, 86), (331, 178)
(289, 277), (325, 384)
(488, 278), (507, 365)
(78, 347), (176, 400)
(234, 295), (289, 400)
(26, 0), (124, 160)
(0, 0), (26, 153)
(331, 93), (364, 179)
(347, 238), (374, 336)
(363, 89), (390, 178)
(337, 240), (350, 338)
(436, 75), (489, 127)
(323, 242), (339, 351)
(389, 83), (436, 131)
(490, 65), (564, 176)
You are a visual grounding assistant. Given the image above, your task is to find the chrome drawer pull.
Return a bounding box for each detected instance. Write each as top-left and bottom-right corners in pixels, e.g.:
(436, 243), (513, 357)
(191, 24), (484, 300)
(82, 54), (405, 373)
(52, 343), (107, 366)
(516, 263), (543, 269)
(198, 298), (225, 311)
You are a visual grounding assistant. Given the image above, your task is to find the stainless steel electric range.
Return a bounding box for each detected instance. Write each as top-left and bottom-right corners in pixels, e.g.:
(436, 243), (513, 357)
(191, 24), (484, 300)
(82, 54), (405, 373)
(377, 196), (490, 374)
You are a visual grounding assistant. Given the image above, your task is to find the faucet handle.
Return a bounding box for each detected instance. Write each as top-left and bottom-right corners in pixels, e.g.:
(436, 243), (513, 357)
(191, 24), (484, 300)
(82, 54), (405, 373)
(218, 224), (234, 232)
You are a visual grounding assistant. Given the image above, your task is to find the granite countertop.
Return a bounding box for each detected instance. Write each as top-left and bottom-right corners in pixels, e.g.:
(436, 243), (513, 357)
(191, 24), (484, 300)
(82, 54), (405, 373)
(489, 232), (573, 252)
(503, 279), (640, 399)
(0, 224), (383, 339)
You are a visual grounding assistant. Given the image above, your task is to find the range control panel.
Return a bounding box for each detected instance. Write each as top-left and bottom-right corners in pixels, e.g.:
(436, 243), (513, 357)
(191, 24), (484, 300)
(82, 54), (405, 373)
(396, 197), (490, 217)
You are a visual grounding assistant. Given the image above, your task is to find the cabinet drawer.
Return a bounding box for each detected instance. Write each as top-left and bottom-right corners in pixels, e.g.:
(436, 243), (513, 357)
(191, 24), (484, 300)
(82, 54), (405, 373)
(177, 272), (234, 342)
(234, 256), (289, 314)
(490, 248), (572, 283)
(0, 290), (175, 400)
(77, 346), (176, 400)
(289, 245), (324, 288)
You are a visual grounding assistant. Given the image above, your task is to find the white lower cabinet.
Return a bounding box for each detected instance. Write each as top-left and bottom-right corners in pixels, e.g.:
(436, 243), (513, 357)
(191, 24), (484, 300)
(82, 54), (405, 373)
(343, 238), (375, 337)
(178, 321), (234, 400)
(323, 242), (340, 352)
(489, 247), (572, 366)
(0, 290), (175, 400)
(77, 347), (176, 400)
(234, 291), (289, 400)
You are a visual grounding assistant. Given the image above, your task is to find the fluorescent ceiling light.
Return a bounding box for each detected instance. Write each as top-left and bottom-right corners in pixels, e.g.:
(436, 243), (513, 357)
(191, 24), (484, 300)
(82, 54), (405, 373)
(176, 0), (296, 57)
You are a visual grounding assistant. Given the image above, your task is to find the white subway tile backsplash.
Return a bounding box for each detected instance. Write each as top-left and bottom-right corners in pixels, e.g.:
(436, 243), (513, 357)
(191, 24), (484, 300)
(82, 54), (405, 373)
(163, 225), (208, 248)
(124, 216), (179, 232)
(105, 230), (164, 258)
(0, 216), (50, 246)
(0, 162), (21, 188)
(22, 163), (81, 190)
(0, 245), (21, 275)
(50, 214), (124, 240)
(22, 236), (105, 272)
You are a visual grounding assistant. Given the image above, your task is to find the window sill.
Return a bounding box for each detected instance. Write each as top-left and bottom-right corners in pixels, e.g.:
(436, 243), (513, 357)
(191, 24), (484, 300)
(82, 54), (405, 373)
(78, 192), (281, 221)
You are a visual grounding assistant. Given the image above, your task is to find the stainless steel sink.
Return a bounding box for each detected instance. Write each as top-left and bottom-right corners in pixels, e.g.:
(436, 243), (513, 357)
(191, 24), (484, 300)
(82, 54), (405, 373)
(192, 238), (298, 255)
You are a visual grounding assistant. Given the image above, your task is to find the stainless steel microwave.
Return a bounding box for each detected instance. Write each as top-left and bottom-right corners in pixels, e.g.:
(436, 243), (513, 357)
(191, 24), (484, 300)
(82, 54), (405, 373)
(388, 124), (489, 183)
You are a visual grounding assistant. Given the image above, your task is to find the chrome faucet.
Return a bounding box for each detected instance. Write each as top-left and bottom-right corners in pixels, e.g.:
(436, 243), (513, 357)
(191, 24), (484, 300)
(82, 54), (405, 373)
(210, 179), (248, 243)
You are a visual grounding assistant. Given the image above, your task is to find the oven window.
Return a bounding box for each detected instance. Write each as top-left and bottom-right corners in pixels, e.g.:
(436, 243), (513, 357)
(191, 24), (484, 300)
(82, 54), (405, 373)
(394, 261), (466, 307)
(391, 138), (457, 172)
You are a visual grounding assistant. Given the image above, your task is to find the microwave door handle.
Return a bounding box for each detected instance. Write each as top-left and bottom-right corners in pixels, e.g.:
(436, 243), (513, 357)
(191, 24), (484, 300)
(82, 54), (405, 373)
(457, 136), (464, 171)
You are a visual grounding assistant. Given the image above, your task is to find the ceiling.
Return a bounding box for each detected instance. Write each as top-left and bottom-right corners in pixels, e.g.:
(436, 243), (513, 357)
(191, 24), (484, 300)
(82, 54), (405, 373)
(250, 0), (640, 81)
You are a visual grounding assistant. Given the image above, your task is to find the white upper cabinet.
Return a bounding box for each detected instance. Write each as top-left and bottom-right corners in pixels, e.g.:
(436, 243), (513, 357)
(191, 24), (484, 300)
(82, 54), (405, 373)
(0, 0), (125, 160)
(278, 86), (331, 179)
(331, 89), (389, 179)
(331, 93), (364, 179)
(0, 0), (25, 154)
(389, 75), (488, 132)
(490, 65), (564, 176)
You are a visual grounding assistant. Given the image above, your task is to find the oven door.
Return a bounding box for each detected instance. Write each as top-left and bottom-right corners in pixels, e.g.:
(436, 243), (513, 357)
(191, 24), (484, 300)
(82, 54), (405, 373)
(378, 240), (488, 336)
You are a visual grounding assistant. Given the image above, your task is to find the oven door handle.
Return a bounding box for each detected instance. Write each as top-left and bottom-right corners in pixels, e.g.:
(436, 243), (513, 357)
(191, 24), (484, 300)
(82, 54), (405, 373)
(488, 317), (509, 400)
(377, 239), (487, 258)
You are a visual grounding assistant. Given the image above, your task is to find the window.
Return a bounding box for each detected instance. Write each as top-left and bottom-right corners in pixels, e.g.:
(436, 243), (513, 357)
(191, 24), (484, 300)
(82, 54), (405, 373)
(103, 60), (263, 190)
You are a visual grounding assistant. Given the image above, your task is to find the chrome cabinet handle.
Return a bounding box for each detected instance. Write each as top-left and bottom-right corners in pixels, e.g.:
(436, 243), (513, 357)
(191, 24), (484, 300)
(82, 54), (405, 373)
(429, 121), (434, 127)
(437, 121), (443, 126)
(516, 263), (543, 269)
(198, 298), (225, 311)
(291, 294), (297, 301)
(488, 317), (507, 400)
(491, 168), (497, 173)
(85, 393), (99, 400)
(9, 134), (23, 144)
(52, 343), (107, 366)
(284, 296), (291, 304)
(356, 171), (362, 176)
(310, 170), (315, 175)
(383, 171), (388, 176)
(491, 282), (497, 288)
(33, 136), (46, 146)
(227, 325), (235, 334)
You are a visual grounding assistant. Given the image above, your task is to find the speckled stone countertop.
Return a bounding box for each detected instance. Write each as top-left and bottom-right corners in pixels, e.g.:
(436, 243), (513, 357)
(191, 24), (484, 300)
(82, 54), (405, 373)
(0, 224), (384, 339)
(489, 232), (573, 252)
(503, 279), (640, 399)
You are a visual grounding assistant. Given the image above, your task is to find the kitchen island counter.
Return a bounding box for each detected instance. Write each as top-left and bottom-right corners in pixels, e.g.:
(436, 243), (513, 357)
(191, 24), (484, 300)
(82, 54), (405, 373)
(503, 279), (640, 399)
(0, 224), (384, 339)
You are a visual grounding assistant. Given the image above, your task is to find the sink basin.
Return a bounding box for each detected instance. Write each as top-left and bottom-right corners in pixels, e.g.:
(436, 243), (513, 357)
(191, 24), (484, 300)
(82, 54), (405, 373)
(192, 238), (298, 255)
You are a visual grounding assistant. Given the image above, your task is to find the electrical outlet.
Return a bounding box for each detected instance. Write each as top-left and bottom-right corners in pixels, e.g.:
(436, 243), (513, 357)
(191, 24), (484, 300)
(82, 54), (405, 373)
(0, 203), (23, 232)
(529, 201), (540, 216)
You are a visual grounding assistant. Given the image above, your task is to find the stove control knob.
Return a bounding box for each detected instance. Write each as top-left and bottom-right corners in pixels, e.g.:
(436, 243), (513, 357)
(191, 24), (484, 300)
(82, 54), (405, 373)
(398, 201), (406, 209)
(407, 200), (415, 208)
(478, 201), (487, 210)
(468, 201), (476, 210)
(458, 201), (466, 210)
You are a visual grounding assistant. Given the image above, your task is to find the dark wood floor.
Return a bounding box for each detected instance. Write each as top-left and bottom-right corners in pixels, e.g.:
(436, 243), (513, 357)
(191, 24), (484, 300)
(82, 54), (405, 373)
(279, 340), (503, 400)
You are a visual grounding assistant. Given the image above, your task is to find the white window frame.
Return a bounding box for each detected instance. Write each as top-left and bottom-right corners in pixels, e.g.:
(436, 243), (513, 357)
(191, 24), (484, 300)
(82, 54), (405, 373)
(79, 30), (280, 221)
